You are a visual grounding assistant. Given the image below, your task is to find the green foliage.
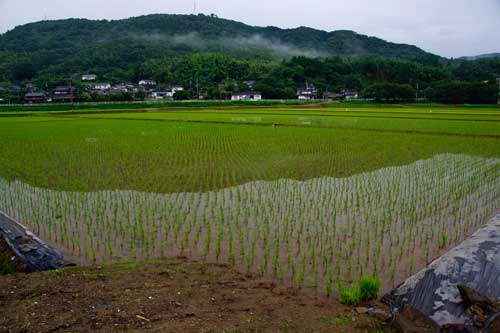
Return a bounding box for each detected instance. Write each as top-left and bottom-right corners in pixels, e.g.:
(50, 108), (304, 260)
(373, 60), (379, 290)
(426, 80), (498, 104)
(452, 57), (500, 82)
(361, 83), (416, 102)
(359, 275), (381, 301)
(79, 92), (92, 102)
(338, 275), (380, 306)
(320, 315), (350, 326)
(173, 90), (190, 101)
(142, 53), (272, 89)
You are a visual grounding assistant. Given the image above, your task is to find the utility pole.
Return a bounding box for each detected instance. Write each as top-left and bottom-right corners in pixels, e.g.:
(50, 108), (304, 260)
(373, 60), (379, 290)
(193, 0), (197, 14)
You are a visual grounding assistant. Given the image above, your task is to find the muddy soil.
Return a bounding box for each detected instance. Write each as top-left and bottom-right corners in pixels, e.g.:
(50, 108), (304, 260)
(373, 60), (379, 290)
(0, 258), (392, 333)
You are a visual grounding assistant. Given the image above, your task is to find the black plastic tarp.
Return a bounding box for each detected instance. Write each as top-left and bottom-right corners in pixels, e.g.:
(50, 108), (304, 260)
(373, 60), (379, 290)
(383, 213), (500, 328)
(0, 211), (69, 272)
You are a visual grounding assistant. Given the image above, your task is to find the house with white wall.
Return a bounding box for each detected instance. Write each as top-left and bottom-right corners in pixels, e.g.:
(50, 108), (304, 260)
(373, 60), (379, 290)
(231, 91), (262, 101)
(297, 83), (317, 100)
(82, 74), (97, 81)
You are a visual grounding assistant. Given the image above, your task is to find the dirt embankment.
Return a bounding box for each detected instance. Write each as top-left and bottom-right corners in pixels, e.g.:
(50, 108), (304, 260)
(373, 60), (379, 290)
(0, 258), (392, 333)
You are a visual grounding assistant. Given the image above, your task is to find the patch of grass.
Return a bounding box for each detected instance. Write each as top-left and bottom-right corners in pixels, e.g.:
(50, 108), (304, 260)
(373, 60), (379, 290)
(359, 275), (381, 301)
(338, 275), (381, 306)
(331, 316), (349, 325)
(107, 259), (173, 271)
(320, 314), (354, 327)
(338, 283), (362, 306)
(111, 262), (142, 270)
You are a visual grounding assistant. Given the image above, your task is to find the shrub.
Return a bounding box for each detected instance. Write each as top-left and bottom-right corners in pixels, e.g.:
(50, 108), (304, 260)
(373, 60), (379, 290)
(338, 283), (361, 306)
(359, 275), (381, 301)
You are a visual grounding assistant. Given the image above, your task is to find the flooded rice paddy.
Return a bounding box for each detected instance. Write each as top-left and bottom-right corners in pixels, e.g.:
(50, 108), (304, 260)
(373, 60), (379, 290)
(1, 153), (499, 293)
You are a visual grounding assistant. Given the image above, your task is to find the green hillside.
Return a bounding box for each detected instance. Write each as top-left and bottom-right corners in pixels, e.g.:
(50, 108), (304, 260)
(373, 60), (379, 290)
(0, 14), (499, 105)
(0, 14), (439, 83)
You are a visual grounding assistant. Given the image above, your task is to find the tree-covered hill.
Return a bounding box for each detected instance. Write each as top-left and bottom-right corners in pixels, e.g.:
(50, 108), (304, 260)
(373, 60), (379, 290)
(0, 14), (437, 58)
(459, 53), (500, 61)
(0, 14), (499, 104)
(0, 14), (440, 83)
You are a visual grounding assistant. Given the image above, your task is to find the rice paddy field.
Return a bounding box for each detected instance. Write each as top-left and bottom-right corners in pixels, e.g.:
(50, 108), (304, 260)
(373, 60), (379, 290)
(0, 104), (499, 294)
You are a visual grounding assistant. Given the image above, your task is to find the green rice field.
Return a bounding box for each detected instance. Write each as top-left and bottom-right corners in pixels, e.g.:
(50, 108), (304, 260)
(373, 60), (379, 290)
(0, 104), (499, 293)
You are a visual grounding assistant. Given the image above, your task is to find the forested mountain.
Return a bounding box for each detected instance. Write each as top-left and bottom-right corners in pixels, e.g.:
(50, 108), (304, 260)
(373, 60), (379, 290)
(0, 14), (440, 83)
(0, 14), (499, 104)
(0, 14), (437, 58)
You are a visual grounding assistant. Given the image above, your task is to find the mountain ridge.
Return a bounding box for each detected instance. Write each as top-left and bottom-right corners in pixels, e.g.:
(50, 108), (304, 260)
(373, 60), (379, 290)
(0, 14), (438, 59)
(459, 53), (500, 61)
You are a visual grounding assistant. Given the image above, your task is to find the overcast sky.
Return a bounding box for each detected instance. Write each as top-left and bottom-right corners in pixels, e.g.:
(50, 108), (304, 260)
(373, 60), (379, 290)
(1, 0), (499, 58)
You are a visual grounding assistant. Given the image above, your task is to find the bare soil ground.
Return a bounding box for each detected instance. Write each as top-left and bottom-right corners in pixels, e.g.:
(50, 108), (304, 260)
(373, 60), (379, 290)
(0, 258), (392, 333)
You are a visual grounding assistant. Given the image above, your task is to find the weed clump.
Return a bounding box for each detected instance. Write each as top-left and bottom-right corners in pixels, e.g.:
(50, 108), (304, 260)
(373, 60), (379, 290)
(338, 283), (361, 306)
(359, 275), (380, 301)
(338, 275), (381, 306)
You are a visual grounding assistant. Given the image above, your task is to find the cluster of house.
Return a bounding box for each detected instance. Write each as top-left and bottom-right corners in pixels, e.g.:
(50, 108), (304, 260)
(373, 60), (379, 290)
(7, 73), (361, 104)
(22, 75), (186, 103)
(86, 81), (151, 95)
(84, 76), (184, 98)
(25, 85), (77, 104)
(296, 83), (359, 101)
(230, 83), (359, 102)
(151, 85), (185, 99)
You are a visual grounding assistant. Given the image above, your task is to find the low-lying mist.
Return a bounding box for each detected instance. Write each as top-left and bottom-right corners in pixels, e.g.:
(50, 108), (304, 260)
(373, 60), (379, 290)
(130, 32), (326, 58)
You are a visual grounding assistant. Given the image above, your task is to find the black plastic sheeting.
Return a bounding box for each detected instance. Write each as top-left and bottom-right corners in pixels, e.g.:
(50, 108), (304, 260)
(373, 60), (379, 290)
(383, 213), (500, 328)
(0, 211), (70, 272)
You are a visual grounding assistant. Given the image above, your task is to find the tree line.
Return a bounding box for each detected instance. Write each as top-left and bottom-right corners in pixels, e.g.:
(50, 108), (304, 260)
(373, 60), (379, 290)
(1, 53), (499, 104)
